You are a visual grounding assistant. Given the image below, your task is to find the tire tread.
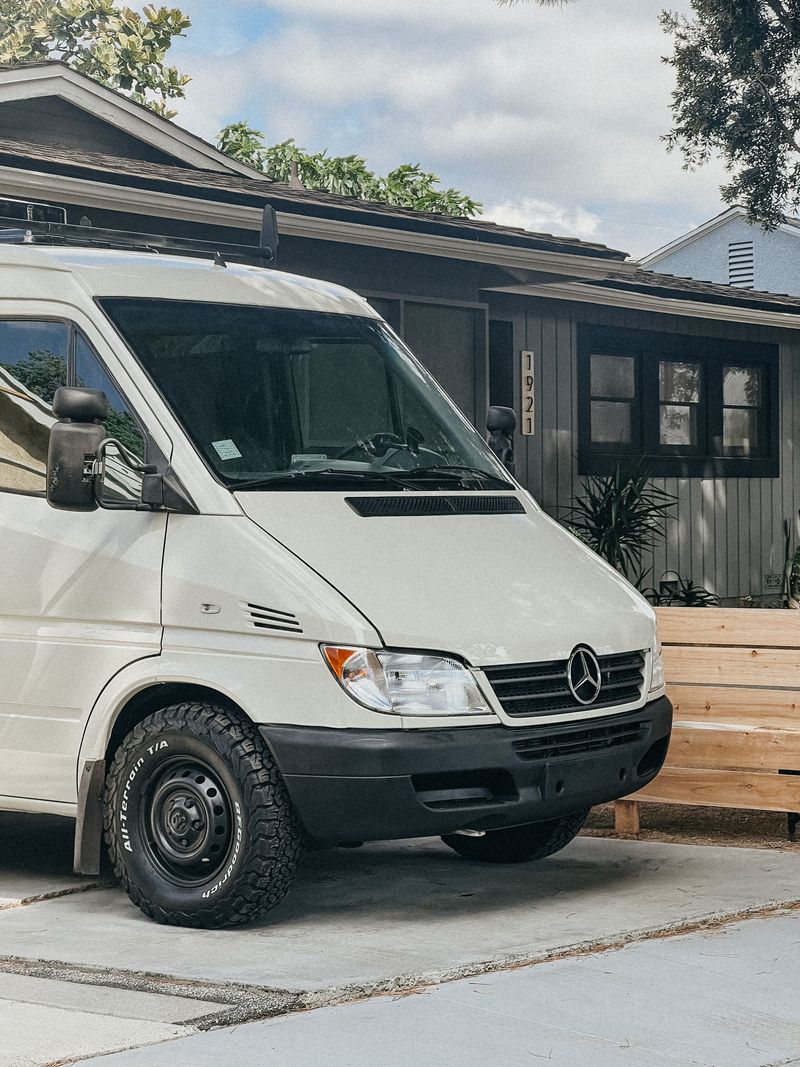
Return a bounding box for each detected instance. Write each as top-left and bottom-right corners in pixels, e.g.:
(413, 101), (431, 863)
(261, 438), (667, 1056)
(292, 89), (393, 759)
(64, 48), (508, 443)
(103, 702), (302, 928)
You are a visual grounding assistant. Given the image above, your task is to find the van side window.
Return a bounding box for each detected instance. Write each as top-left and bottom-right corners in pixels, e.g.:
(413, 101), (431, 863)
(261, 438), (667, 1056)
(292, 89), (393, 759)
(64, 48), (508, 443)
(0, 320), (68, 495)
(74, 333), (146, 503)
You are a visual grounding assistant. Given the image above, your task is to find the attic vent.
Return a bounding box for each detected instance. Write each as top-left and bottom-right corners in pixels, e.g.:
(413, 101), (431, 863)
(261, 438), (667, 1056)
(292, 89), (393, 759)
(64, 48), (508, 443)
(242, 602), (303, 634)
(728, 240), (754, 288)
(346, 495), (524, 517)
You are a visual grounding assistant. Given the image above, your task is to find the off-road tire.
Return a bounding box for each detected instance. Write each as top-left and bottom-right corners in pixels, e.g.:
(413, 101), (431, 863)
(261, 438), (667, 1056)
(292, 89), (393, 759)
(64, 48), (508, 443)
(441, 808), (589, 864)
(103, 702), (302, 928)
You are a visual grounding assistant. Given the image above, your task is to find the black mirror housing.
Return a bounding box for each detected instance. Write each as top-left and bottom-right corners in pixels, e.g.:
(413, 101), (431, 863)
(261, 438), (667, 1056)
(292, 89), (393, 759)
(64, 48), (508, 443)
(487, 405), (517, 435)
(52, 386), (108, 423)
(47, 387), (109, 512)
(487, 405), (516, 475)
(47, 421), (106, 511)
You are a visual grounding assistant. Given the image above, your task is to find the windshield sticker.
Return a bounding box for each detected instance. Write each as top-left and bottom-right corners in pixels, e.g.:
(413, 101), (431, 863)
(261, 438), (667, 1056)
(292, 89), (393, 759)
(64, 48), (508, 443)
(212, 439), (243, 461)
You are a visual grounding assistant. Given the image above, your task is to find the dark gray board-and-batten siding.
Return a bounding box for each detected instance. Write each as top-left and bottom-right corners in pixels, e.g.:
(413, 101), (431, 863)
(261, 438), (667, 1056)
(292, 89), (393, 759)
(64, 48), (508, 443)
(487, 294), (800, 602)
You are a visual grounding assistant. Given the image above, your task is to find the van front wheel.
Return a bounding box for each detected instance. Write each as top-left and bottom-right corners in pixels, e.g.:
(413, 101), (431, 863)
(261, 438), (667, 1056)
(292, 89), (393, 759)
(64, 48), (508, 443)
(441, 809), (589, 864)
(103, 702), (302, 928)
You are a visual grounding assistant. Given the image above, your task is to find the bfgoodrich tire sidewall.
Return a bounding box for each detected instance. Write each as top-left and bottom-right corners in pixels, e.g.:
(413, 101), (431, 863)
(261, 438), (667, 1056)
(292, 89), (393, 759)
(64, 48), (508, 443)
(110, 731), (249, 918)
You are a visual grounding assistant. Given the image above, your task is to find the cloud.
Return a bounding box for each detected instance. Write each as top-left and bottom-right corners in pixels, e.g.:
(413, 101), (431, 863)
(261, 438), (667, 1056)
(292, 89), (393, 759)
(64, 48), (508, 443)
(485, 197), (602, 240)
(170, 0), (730, 257)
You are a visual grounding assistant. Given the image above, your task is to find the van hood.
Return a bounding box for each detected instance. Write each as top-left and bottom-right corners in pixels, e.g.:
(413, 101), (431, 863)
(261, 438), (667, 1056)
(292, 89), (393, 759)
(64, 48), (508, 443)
(236, 491), (656, 667)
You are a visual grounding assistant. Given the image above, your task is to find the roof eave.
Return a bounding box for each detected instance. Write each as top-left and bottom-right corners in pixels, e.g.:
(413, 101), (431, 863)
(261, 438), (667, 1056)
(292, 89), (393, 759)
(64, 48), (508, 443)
(485, 278), (800, 330)
(0, 162), (636, 281)
(0, 62), (267, 180)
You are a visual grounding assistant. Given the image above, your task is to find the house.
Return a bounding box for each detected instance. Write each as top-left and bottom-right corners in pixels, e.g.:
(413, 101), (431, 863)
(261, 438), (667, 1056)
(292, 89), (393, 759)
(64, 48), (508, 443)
(642, 205), (800, 297)
(3, 62), (800, 603)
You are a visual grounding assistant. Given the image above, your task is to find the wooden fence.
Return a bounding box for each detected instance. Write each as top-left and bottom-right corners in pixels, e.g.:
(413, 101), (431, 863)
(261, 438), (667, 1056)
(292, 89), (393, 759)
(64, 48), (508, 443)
(614, 606), (800, 835)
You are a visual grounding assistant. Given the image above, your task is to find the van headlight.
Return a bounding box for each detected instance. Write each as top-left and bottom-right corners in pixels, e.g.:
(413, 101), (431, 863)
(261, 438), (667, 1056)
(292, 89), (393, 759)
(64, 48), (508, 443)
(649, 641), (665, 693)
(321, 646), (491, 715)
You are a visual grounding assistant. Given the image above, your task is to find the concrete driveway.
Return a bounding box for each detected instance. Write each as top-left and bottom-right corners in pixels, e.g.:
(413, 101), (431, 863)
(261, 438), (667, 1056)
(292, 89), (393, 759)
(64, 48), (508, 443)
(2, 810), (800, 1066)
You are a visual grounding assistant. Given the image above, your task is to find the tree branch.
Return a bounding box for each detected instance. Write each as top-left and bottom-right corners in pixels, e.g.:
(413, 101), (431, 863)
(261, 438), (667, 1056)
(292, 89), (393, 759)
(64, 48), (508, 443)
(763, 0), (795, 33)
(753, 75), (800, 153)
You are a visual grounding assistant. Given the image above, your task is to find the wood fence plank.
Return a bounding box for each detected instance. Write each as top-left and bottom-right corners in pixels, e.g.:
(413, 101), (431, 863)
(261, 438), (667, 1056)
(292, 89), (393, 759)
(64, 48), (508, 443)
(633, 767), (800, 811)
(663, 645), (800, 688)
(667, 685), (800, 731)
(656, 606), (800, 649)
(614, 800), (640, 834)
(664, 725), (800, 771)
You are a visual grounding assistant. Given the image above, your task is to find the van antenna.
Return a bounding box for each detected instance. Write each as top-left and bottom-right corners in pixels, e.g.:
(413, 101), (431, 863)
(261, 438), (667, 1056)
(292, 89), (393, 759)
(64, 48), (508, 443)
(260, 205), (279, 263)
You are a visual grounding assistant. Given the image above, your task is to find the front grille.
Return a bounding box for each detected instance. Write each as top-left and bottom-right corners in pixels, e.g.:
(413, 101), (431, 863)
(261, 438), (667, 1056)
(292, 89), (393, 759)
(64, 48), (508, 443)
(512, 718), (648, 762)
(484, 650), (646, 718)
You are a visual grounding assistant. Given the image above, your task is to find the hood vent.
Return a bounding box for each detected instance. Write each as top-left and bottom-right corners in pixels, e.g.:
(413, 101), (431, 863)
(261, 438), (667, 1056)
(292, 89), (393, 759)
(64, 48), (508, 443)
(346, 495), (524, 518)
(242, 602), (303, 634)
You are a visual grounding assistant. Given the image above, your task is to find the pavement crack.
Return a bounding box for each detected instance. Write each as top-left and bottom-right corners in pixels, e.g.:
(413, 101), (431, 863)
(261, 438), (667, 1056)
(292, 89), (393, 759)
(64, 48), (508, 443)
(0, 881), (110, 910)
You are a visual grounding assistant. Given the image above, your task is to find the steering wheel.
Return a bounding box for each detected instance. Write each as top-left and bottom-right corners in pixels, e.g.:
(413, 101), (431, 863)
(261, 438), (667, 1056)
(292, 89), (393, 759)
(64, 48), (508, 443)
(338, 432), (405, 461)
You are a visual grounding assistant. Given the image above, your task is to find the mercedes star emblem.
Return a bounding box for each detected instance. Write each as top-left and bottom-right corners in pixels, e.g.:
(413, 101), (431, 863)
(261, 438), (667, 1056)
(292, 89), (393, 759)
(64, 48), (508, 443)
(567, 645), (602, 705)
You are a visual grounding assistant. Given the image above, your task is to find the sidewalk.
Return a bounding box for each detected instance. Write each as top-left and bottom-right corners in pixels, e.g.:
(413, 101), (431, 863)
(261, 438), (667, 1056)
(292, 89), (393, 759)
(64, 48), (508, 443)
(74, 909), (800, 1067)
(2, 810), (800, 1065)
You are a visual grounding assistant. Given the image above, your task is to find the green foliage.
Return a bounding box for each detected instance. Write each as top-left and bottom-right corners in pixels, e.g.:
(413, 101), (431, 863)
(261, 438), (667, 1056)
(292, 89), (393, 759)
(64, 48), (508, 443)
(662, 1), (800, 228)
(0, 0), (191, 118)
(646, 573), (720, 607)
(216, 124), (483, 218)
(0, 350), (66, 403)
(563, 465), (676, 585)
(104, 408), (144, 457)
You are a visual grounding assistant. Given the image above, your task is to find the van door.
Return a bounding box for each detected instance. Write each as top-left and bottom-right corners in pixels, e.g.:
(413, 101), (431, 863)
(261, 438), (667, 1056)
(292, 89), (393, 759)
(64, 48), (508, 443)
(0, 319), (165, 805)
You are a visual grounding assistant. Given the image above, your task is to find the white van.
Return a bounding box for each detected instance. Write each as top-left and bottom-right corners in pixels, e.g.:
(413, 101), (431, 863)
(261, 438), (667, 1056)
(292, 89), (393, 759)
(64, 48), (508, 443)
(0, 218), (671, 928)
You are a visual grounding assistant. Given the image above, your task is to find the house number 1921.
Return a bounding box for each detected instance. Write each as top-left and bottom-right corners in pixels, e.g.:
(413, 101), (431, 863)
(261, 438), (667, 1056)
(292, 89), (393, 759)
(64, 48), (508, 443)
(521, 350), (535, 435)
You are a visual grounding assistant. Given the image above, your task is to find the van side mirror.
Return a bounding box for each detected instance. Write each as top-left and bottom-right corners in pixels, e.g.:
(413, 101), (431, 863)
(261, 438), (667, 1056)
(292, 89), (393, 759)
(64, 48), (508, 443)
(47, 387), (109, 511)
(487, 405), (516, 474)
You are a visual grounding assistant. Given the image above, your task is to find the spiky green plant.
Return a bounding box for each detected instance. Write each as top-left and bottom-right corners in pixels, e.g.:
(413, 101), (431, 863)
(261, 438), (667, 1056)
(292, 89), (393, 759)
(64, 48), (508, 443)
(563, 466), (676, 586)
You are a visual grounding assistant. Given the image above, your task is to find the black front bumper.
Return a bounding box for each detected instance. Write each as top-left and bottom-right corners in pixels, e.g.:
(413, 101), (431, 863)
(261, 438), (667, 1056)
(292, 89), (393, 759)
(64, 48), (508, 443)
(260, 696), (672, 843)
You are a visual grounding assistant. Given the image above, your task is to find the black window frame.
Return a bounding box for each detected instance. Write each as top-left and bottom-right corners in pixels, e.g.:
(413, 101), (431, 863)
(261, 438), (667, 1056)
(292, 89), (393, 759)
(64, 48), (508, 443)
(578, 325), (780, 479)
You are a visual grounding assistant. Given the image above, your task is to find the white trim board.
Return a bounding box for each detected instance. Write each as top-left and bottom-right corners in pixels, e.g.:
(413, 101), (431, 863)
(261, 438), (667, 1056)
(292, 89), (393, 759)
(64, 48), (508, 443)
(642, 205), (800, 268)
(0, 164), (635, 281)
(488, 280), (800, 331)
(0, 64), (264, 180)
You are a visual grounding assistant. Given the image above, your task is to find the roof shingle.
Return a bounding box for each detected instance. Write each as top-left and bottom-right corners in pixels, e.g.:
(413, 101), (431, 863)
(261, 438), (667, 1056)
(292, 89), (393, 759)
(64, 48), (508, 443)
(0, 136), (629, 260)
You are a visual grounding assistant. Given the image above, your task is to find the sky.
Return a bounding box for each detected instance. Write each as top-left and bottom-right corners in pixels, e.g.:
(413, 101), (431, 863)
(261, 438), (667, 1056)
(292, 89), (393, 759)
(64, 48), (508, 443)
(167, 0), (730, 258)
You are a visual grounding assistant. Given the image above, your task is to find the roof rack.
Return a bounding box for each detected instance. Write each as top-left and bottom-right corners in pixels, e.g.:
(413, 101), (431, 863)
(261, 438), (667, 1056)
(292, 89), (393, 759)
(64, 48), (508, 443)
(0, 205), (279, 266)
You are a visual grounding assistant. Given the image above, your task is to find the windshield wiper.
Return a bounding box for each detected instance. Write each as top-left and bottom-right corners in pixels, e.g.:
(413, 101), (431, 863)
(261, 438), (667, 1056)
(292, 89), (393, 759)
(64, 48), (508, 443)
(231, 464), (513, 492)
(391, 464), (513, 489)
(230, 468), (423, 491)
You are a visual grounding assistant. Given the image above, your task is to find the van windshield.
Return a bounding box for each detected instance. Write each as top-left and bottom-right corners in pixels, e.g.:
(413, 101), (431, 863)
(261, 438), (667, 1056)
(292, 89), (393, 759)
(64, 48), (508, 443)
(100, 299), (513, 491)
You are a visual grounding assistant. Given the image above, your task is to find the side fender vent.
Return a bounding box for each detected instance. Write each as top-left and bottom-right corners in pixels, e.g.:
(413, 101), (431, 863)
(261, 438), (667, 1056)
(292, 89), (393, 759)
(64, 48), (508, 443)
(242, 602), (303, 634)
(346, 495), (525, 518)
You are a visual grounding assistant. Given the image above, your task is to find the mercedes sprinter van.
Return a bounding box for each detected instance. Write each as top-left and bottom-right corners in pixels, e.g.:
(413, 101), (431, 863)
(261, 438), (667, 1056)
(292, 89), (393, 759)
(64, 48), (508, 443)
(0, 219), (671, 927)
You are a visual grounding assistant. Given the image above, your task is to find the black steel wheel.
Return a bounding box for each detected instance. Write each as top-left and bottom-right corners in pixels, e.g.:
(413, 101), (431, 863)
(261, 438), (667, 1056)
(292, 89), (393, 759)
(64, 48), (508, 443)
(141, 756), (234, 888)
(104, 701), (303, 928)
(441, 809), (589, 864)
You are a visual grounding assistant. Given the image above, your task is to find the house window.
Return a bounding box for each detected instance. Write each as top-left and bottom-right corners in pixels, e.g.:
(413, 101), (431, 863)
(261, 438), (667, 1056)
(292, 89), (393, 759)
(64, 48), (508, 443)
(579, 325), (779, 478)
(658, 360), (702, 450)
(590, 354), (636, 445)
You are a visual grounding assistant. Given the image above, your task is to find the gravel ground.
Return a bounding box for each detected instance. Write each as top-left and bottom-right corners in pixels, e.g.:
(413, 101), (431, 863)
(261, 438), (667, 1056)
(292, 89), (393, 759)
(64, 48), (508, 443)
(584, 802), (800, 851)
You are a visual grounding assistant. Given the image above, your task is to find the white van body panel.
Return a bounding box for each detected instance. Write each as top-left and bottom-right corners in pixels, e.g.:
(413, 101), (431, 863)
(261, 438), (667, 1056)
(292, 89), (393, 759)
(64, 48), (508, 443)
(34, 248), (381, 318)
(77, 631), (407, 772)
(235, 491), (656, 667)
(0, 493), (165, 802)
